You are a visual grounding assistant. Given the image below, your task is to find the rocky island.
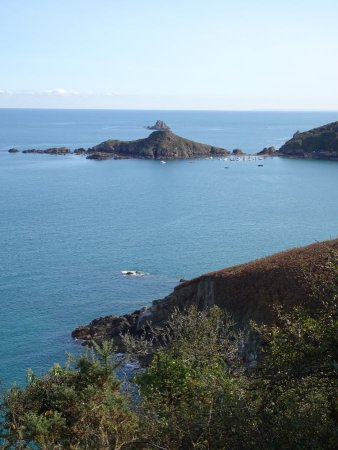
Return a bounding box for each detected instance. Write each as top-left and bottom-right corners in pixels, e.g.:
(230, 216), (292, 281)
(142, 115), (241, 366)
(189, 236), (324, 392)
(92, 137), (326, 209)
(231, 148), (246, 156)
(22, 147), (71, 155)
(72, 238), (338, 351)
(7, 120), (338, 161)
(86, 130), (229, 160)
(257, 146), (277, 156)
(145, 120), (171, 131)
(10, 130), (229, 160)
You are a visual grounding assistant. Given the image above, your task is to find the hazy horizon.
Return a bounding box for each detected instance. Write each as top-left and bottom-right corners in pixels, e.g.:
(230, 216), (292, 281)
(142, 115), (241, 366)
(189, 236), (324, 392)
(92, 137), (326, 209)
(1, 0), (338, 110)
(0, 106), (338, 113)
(1, 107), (338, 112)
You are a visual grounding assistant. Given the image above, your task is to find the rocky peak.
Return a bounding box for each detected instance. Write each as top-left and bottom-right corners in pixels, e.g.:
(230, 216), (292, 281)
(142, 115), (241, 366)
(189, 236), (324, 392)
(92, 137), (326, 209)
(257, 146), (277, 156)
(232, 148), (246, 156)
(146, 120), (171, 131)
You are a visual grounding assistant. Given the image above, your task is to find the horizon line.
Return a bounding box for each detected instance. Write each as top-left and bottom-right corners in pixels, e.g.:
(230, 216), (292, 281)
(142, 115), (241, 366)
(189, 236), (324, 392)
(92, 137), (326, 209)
(0, 107), (338, 113)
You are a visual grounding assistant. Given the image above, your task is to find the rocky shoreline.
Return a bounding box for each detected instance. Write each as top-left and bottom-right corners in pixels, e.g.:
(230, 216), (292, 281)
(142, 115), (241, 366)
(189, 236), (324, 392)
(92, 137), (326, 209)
(7, 120), (338, 161)
(72, 239), (338, 351)
(8, 130), (230, 160)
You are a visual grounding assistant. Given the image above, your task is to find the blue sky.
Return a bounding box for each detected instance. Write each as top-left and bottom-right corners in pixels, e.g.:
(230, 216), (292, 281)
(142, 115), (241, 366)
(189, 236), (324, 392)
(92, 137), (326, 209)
(0, 0), (337, 109)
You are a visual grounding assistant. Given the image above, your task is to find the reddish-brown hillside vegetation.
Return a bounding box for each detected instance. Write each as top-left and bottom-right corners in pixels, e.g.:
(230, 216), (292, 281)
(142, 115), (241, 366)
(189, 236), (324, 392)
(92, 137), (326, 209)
(72, 238), (338, 347)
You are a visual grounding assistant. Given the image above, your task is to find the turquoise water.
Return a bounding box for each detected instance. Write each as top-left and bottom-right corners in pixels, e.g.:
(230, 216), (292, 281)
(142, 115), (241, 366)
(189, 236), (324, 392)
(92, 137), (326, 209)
(0, 110), (338, 385)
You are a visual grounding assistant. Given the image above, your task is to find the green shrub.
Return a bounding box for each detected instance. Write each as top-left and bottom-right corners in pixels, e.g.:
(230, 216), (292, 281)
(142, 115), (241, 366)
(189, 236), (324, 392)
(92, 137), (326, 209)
(1, 341), (139, 449)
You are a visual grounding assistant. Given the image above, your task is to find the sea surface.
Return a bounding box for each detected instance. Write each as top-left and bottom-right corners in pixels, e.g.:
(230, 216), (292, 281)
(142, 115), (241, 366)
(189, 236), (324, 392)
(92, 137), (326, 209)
(1, 109), (338, 385)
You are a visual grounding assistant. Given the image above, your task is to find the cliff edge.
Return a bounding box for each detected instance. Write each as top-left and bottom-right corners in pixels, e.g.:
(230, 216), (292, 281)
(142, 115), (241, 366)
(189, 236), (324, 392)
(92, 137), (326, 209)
(72, 238), (338, 349)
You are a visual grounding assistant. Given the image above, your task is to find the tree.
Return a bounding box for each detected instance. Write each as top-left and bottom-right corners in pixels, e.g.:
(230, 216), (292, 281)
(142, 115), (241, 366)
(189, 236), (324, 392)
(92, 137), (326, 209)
(131, 306), (255, 449)
(2, 251), (337, 449)
(251, 249), (338, 449)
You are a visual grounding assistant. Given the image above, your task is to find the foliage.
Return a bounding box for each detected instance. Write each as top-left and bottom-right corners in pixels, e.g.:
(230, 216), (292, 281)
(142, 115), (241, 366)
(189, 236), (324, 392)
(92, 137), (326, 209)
(1, 252), (338, 449)
(0, 341), (139, 449)
(133, 306), (254, 449)
(128, 251), (338, 449)
(250, 249), (338, 449)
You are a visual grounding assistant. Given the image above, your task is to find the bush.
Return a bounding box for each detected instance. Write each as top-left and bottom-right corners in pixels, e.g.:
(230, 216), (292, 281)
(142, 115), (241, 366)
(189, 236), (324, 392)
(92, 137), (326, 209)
(1, 252), (337, 449)
(132, 306), (256, 449)
(0, 341), (139, 449)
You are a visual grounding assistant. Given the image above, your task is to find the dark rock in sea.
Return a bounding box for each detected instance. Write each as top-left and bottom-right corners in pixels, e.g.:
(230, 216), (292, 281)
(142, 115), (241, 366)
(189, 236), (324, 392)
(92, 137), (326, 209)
(73, 148), (87, 155)
(146, 120), (171, 131)
(22, 149), (41, 154)
(86, 152), (116, 161)
(278, 121), (338, 160)
(232, 148), (246, 156)
(44, 147), (70, 155)
(8, 148), (19, 153)
(22, 147), (70, 155)
(257, 146), (277, 156)
(72, 238), (338, 350)
(87, 131), (229, 160)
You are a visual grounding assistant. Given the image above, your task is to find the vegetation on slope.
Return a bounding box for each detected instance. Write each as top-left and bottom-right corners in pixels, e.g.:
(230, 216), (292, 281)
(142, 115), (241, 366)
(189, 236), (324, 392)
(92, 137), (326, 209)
(279, 121), (338, 158)
(72, 239), (338, 348)
(1, 250), (337, 449)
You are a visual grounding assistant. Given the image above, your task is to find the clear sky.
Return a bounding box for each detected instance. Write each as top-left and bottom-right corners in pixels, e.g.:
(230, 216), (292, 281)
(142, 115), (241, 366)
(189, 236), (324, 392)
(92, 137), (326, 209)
(0, 0), (337, 110)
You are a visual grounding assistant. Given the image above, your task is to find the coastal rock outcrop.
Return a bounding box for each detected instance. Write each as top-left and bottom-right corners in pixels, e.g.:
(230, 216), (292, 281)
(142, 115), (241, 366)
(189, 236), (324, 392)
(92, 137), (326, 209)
(86, 152), (123, 161)
(232, 148), (246, 156)
(22, 147), (71, 155)
(86, 131), (229, 160)
(278, 121), (338, 159)
(257, 146), (277, 156)
(73, 148), (87, 155)
(16, 132), (228, 160)
(146, 120), (171, 131)
(72, 310), (143, 349)
(72, 239), (338, 349)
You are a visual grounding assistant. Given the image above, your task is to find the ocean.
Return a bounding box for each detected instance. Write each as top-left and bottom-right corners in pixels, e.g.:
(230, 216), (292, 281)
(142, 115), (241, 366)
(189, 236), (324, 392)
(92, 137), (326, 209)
(0, 109), (337, 385)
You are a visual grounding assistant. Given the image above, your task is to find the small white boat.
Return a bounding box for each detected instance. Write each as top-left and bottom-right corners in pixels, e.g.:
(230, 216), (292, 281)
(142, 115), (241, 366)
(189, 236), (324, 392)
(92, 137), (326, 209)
(160, 160), (166, 164)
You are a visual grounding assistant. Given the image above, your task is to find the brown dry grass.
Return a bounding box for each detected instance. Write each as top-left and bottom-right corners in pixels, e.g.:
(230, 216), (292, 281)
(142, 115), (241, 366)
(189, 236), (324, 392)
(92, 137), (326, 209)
(177, 239), (338, 326)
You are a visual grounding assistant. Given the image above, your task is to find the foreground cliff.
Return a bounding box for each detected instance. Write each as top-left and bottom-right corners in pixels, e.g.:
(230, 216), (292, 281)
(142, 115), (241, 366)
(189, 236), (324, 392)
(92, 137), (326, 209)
(72, 238), (338, 348)
(278, 121), (338, 159)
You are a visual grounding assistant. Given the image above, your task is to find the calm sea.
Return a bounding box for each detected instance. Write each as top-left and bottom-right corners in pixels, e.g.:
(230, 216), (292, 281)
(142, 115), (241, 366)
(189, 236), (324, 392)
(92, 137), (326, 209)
(0, 109), (338, 385)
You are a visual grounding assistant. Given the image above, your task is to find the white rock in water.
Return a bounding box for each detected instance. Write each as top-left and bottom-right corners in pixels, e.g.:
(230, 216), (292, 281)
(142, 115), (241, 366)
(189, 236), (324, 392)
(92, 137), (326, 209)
(121, 270), (149, 277)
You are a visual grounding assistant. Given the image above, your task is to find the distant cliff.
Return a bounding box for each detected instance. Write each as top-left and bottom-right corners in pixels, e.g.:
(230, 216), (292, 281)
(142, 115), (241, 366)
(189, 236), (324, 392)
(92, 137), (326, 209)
(87, 131), (229, 160)
(72, 238), (338, 350)
(278, 121), (338, 159)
